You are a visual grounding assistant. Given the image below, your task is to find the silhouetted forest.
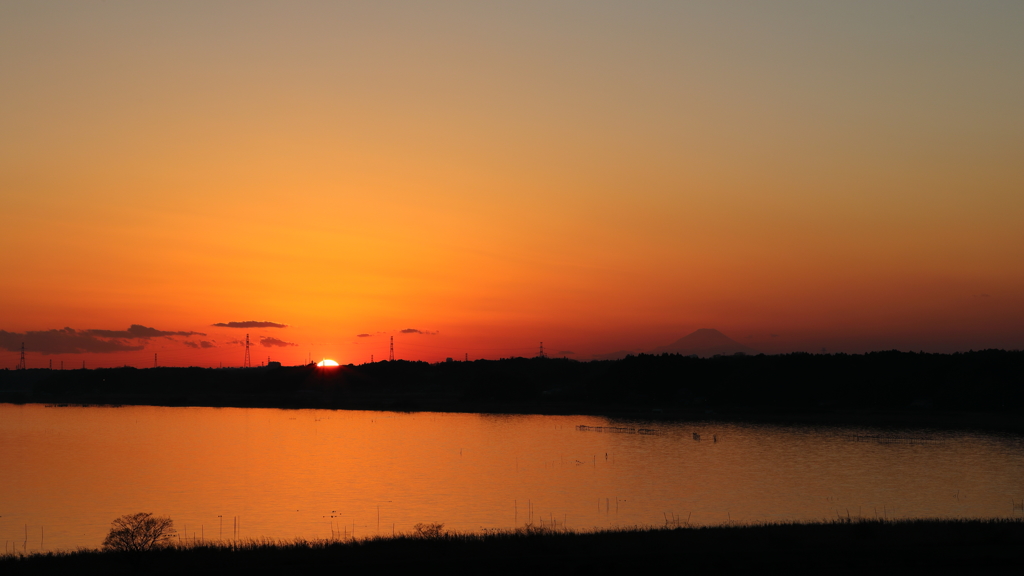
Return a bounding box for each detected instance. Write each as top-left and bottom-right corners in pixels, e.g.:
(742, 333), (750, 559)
(1, 350), (1022, 430)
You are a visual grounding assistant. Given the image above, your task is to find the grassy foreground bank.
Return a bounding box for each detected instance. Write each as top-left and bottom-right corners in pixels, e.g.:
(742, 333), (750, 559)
(4, 520), (1023, 575)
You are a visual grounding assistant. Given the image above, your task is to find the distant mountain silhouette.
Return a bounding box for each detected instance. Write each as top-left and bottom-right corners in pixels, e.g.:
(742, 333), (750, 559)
(649, 328), (758, 357)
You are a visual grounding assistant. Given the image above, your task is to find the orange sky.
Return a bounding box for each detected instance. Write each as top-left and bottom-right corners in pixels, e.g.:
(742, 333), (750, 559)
(2, 1), (1023, 367)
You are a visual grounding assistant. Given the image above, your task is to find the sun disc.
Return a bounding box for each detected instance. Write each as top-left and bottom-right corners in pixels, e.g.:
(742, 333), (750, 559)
(317, 359), (339, 367)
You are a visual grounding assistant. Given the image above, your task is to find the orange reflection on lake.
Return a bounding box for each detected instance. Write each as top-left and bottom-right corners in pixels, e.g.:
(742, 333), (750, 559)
(2, 403), (1023, 552)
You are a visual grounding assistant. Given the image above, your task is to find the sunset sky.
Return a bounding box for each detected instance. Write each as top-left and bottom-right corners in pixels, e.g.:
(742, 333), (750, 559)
(2, 1), (1022, 368)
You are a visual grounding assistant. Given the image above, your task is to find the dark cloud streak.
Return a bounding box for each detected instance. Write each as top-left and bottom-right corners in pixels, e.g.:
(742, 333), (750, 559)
(183, 340), (216, 349)
(400, 328), (439, 335)
(260, 337), (297, 348)
(85, 324), (205, 339)
(0, 328), (145, 355)
(213, 321), (288, 329)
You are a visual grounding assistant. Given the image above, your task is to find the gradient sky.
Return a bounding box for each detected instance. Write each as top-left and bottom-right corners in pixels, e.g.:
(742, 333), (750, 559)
(2, 1), (1023, 367)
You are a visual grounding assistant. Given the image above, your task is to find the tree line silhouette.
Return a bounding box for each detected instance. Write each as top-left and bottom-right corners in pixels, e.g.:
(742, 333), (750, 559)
(1, 350), (1021, 428)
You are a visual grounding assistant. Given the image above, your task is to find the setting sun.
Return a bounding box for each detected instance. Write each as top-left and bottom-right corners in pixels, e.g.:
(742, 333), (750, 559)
(317, 359), (339, 367)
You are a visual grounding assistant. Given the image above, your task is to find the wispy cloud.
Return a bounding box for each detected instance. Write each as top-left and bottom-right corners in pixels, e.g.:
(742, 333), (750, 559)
(260, 336), (297, 348)
(85, 324), (205, 338)
(184, 340), (216, 349)
(213, 321), (288, 329)
(400, 328), (439, 335)
(356, 333), (372, 338)
(0, 328), (145, 355)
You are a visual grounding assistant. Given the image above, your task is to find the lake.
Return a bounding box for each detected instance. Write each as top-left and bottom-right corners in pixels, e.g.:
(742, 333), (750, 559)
(2, 403), (1022, 552)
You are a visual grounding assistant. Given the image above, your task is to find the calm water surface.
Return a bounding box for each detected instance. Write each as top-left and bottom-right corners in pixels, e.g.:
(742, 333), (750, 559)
(2, 403), (1023, 551)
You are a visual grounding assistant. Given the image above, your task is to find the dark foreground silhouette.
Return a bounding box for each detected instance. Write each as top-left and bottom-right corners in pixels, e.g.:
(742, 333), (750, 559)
(3, 520), (1023, 575)
(1, 349), (1022, 431)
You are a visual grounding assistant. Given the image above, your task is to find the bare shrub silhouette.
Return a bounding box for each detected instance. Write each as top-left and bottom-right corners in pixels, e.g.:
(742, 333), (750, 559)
(102, 513), (176, 552)
(413, 523), (445, 539)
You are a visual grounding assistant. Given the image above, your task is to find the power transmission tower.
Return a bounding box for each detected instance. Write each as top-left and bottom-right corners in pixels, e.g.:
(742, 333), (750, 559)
(243, 334), (251, 368)
(18, 342), (26, 370)
(539, 342), (545, 358)
(154, 353), (158, 368)
(371, 354), (374, 363)
(389, 336), (395, 361)
(465, 353), (468, 362)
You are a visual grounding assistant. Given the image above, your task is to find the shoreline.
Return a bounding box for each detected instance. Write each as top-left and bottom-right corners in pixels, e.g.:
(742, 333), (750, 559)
(4, 395), (1023, 435)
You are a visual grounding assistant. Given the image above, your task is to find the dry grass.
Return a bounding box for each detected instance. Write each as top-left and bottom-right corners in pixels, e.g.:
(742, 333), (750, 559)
(3, 518), (1023, 574)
